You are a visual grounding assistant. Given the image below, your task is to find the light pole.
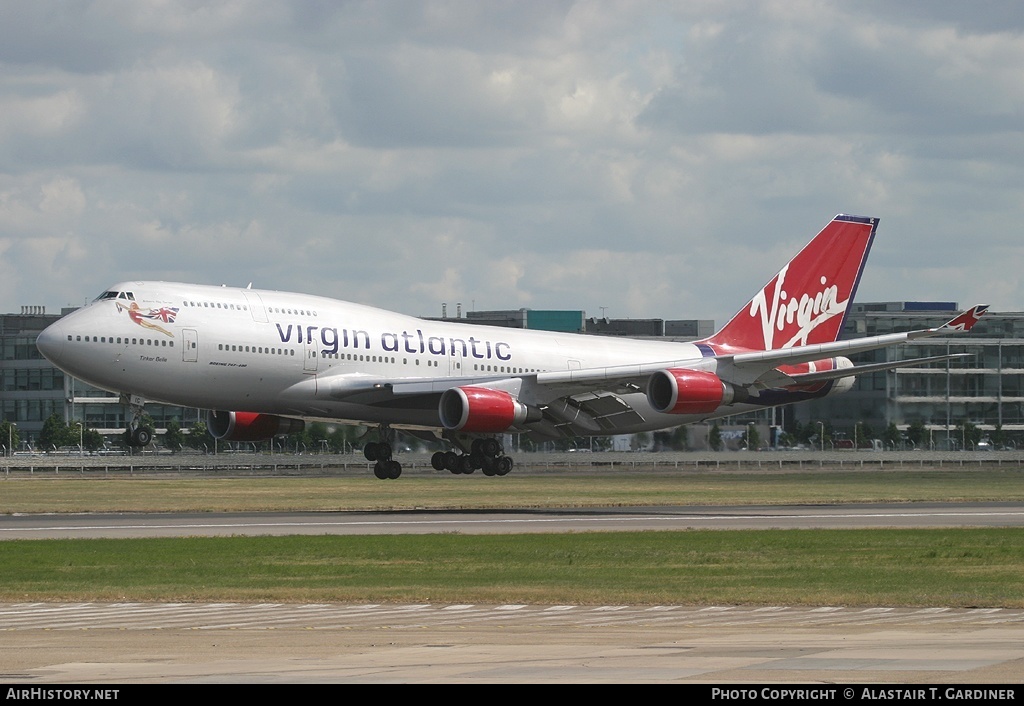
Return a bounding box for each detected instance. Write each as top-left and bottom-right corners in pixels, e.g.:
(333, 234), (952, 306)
(818, 421), (824, 452)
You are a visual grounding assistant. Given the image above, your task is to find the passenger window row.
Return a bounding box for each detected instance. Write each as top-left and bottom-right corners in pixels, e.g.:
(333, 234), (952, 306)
(473, 364), (538, 373)
(179, 301), (319, 318)
(267, 307), (318, 316)
(217, 344), (295, 356)
(68, 334), (173, 347)
(183, 301), (248, 311)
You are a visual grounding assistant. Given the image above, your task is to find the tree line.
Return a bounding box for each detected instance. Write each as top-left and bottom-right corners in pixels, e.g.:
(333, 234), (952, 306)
(1, 413), (1003, 455)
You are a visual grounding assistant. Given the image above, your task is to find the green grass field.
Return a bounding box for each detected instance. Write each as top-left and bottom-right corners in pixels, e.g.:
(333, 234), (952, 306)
(3, 530), (1022, 607)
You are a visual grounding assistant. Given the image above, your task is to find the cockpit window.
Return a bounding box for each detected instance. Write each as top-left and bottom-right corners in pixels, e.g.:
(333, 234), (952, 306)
(94, 290), (136, 302)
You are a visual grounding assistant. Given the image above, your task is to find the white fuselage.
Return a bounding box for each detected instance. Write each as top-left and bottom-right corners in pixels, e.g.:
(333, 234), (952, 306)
(37, 281), (731, 434)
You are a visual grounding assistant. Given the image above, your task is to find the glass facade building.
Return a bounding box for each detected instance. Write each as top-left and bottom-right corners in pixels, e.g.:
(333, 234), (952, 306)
(794, 302), (1024, 446)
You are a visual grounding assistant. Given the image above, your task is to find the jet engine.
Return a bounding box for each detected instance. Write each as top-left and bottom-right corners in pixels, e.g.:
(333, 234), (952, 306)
(646, 369), (735, 415)
(206, 410), (305, 441)
(438, 386), (541, 433)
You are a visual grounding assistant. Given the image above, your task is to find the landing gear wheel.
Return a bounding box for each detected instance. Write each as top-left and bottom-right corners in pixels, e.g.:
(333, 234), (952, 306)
(496, 456), (513, 476)
(457, 455), (475, 474)
(481, 438), (501, 457)
(374, 459), (403, 479)
(443, 451), (460, 473)
(364, 440), (391, 463)
(131, 427), (152, 447)
(431, 451), (447, 471)
(364, 441), (393, 462)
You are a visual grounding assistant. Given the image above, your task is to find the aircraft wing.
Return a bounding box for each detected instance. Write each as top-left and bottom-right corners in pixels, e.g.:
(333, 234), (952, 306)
(313, 305), (987, 437)
(530, 305), (989, 391)
(716, 305), (989, 385)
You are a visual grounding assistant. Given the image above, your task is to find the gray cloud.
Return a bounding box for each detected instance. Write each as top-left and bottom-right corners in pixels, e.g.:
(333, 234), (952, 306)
(0, 1), (1020, 325)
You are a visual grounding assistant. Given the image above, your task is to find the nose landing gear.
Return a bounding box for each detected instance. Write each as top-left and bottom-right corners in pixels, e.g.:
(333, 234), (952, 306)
(122, 394), (154, 449)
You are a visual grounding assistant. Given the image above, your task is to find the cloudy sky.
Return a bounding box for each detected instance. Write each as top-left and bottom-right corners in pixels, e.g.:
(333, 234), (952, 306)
(1, 1), (1022, 326)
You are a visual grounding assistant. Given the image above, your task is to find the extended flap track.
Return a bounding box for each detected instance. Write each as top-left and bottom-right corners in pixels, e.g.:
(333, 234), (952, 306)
(542, 391), (646, 434)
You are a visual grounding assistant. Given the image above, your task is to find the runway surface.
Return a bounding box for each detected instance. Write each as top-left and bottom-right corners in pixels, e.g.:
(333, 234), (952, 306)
(2, 602), (1023, 684)
(4, 502), (1023, 684)
(4, 501), (1024, 539)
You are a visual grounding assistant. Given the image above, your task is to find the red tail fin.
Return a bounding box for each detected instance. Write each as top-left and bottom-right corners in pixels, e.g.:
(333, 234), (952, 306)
(702, 215), (877, 352)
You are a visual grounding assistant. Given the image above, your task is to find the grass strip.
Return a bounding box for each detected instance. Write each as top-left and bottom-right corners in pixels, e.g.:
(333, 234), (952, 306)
(4, 470), (1024, 513)
(3, 528), (1023, 607)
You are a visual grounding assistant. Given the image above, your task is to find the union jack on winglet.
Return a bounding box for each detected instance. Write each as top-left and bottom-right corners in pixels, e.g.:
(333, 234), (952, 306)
(940, 305), (989, 333)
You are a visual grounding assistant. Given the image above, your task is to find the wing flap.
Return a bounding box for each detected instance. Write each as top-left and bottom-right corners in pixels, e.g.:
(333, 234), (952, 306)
(541, 391), (647, 435)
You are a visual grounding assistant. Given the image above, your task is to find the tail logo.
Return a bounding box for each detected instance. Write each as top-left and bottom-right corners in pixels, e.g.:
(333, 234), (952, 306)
(750, 264), (847, 349)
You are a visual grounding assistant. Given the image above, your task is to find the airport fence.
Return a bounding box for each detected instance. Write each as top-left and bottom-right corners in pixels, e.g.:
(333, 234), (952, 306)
(3, 450), (1024, 478)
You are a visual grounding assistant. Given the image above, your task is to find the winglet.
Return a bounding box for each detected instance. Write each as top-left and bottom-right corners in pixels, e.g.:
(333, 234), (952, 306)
(940, 305), (988, 333)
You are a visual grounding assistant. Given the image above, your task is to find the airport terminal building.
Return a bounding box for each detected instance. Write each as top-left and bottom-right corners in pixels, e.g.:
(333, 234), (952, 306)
(3, 302), (1022, 449)
(793, 301), (1024, 447)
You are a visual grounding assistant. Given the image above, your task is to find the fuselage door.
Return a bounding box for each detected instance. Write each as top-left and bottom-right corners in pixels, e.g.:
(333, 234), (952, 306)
(242, 290), (269, 323)
(448, 346), (463, 377)
(182, 328), (199, 363)
(304, 336), (319, 372)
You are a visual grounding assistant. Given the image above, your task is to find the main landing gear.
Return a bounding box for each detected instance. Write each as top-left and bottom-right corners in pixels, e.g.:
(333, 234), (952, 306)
(363, 428), (514, 480)
(431, 437), (513, 477)
(364, 425), (402, 479)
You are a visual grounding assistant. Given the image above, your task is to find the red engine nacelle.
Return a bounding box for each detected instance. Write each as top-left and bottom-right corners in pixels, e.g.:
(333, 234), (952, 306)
(206, 410), (305, 441)
(439, 386), (541, 433)
(646, 369), (734, 415)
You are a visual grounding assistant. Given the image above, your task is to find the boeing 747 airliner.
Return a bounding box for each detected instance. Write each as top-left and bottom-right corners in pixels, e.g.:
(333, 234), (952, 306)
(35, 215), (986, 478)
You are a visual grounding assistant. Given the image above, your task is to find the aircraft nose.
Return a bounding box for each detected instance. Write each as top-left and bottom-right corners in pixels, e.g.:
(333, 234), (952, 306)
(36, 321), (66, 364)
